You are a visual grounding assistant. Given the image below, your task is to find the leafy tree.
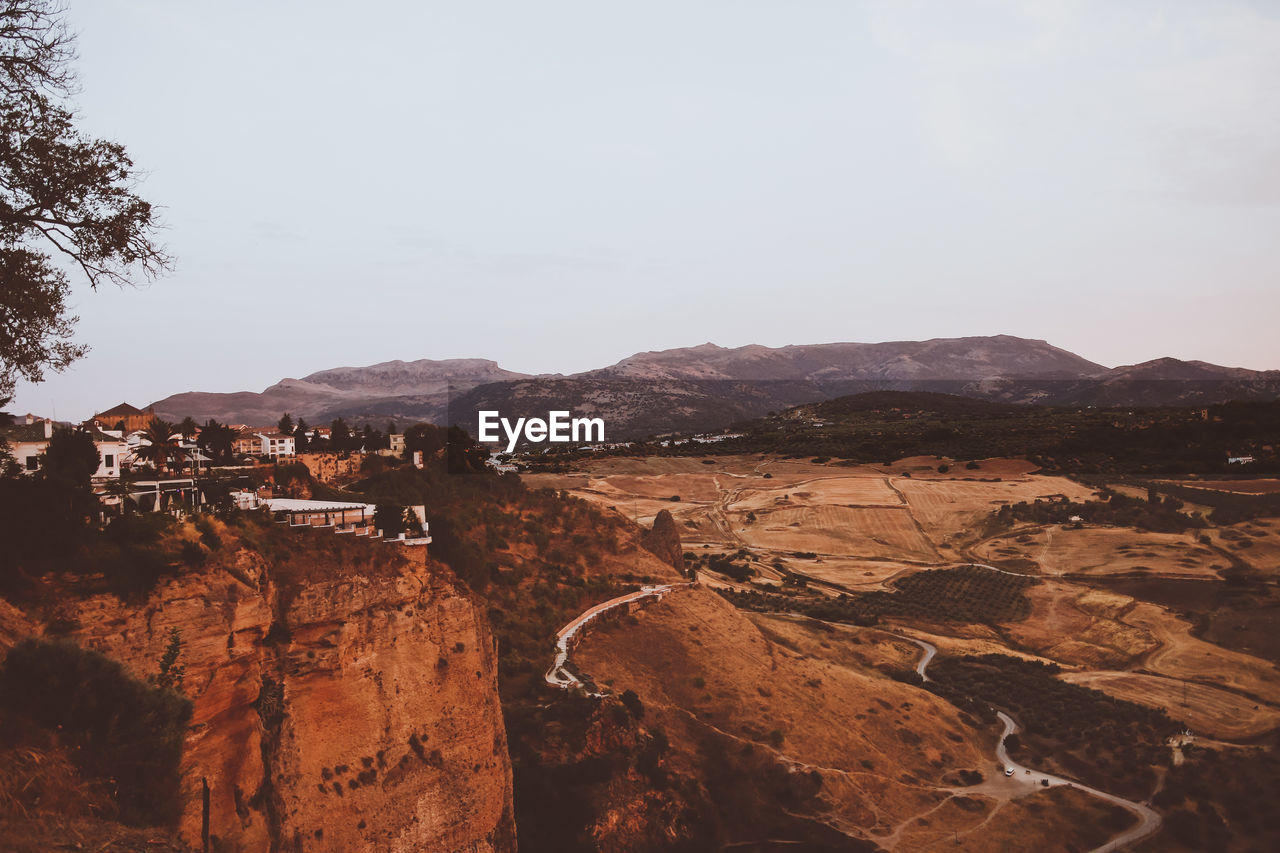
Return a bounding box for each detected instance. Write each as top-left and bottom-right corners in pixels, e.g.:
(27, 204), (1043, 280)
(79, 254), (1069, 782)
(0, 0), (170, 398)
(39, 424), (98, 489)
(196, 418), (234, 464)
(621, 689), (644, 719)
(177, 416), (199, 438)
(330, 417), (351, 450)
(375, 499), (406, 536)
(401, 506), (423, 537)
(403, 422), (445, 461)
(278, 412), (294, 435)
(293, 416), (309, 451)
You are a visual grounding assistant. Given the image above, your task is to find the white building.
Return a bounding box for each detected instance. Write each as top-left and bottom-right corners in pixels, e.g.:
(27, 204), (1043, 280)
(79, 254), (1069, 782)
(2, 417), (126, 480)
(255, 432), (296, 458)
(5, 416), (52, 473)
(91, 434), (129, 480)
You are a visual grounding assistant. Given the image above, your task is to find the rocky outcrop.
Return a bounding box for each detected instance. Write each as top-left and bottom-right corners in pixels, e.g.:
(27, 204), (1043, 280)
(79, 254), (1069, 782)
(640, 510), (685, 575)
(0, 543), (515, 852)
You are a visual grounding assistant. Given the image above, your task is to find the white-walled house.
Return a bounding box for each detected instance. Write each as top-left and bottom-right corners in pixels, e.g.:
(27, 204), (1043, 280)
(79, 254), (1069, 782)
(5, 416), (52, 473)
(90, 432), (129, 480)
(256, 432), (296, 458)
(1, 417), (127, 479)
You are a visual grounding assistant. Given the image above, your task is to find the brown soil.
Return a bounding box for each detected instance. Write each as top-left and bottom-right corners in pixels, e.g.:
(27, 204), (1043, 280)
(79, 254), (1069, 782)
(1060, 671), (1280, 740)
(919, 784), (1135, 852)
(574, 586), (994, 846)
(975, 526), (1221, 579)
(1122, 602), (1280, 706)
(1200, 605), (1280, 665)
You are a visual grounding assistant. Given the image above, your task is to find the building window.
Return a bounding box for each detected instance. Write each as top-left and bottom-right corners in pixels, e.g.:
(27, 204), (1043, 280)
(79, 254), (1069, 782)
(25, 455), (39, 471)
(104, 454), (115, 468)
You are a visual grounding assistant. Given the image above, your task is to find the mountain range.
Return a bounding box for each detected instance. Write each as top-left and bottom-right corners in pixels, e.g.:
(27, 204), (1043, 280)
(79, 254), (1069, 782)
(150, 336), (1280, 437)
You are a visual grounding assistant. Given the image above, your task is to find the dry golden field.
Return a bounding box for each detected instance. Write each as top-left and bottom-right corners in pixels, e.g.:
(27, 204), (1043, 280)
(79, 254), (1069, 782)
(974, 525), (1222, 578)
(530, 454), (1280, 750)
(1060, 671), (1280, 740)
(1121, 602), (1280, 705)
(533, 453), (1280, 849)
(1205, 519), (1280, 574)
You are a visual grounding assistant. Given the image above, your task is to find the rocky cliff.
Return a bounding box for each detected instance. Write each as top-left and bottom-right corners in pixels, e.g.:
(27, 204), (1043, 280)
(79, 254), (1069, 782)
(640, 510), (685, 575)
(0, 521), (516, 852)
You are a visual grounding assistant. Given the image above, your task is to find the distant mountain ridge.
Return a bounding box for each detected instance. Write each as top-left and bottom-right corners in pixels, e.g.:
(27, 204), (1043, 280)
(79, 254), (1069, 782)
(149, 337), (1280, 434)
(152, 358), (530, 425)
(592, 336), (1105, 382)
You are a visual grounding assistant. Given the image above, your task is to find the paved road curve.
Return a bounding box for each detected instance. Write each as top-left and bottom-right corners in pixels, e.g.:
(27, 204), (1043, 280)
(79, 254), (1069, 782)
(545, 582), (691, 694)
(910, 640), (1163, 851)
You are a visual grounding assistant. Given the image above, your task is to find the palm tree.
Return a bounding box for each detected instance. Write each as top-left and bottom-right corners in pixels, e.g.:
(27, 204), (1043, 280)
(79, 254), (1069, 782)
(102, 472), (135, 515)
(134, 419), (186, 476)
(178, 416), (200, 439)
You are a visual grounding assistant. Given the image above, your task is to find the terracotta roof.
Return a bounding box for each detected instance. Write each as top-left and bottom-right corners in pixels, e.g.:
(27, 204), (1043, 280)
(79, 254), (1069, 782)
(96, 402), (144, 417)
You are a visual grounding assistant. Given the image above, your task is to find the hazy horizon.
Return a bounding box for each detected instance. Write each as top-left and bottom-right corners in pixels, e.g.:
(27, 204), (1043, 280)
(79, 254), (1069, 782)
(9, 0), (1280, 420)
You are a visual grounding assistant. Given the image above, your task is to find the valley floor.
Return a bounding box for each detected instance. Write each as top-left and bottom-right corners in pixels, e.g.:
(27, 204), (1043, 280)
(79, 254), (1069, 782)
(526, 454), (1280, 851)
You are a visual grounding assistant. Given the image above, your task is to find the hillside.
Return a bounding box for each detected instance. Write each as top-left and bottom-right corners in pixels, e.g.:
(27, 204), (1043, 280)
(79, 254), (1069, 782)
(151, 358), (530, 424)
(148, 337), (1280, 436)
(593, 335), (1106, 382)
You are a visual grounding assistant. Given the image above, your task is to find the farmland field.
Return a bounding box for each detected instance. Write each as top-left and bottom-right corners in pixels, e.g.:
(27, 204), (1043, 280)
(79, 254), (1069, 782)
(529, 451), (1280, 852)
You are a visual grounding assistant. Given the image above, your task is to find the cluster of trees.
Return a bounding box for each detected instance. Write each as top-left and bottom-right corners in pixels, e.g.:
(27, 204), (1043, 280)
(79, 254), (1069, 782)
(720, 565), (1039, 627)
(273, 412), (399, 453)
(1153, 743), (1280, 851)
(633, 393), (1280, 477)
(992, 488), (1207, 534)
(0, 423), (103, 579)
(343, 430), (638, 682)
(688, 549), (756, 582)
(926, 654), (1179, 800)
(1127, 480), (1280, 526)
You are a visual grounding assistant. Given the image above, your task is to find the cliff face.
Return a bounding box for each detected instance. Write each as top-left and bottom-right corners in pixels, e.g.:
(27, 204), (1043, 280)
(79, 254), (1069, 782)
(1, 537), (515, 852)
(640, 510), (684, 575)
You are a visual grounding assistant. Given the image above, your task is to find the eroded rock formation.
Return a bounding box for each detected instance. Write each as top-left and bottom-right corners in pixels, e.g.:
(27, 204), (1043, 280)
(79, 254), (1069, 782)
(0, 542), (515, 852)
(640, 509), (685, 575)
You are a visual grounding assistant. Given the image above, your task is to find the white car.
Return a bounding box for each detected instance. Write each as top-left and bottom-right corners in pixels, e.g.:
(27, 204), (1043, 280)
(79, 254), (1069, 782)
(1005, 767), (1015, 777)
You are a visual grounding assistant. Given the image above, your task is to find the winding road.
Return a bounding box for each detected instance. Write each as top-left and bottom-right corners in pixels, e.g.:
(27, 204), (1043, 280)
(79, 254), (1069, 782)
(908, 639), (1163, 852)
(543, 578), (1162, 850)
(545, 582), (691, 694)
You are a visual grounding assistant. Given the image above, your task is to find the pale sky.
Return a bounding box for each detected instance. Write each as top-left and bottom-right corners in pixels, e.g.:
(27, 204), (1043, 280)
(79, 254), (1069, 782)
(11, 0), (1280, 420)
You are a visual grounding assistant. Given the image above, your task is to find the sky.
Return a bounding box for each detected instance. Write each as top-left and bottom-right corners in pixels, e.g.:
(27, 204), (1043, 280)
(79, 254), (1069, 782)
(10, 0), (1280, 420)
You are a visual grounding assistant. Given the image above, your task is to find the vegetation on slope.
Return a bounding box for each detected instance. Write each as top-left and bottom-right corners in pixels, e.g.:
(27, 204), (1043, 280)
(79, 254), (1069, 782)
(925, 654), (1179, 800)
(583, 392), (1280, 477)
(721, 565), (1040, 627)
(0, 639), (192, 827)
(990, 488), (1207, 534)
(1151, 742), (1280, 852)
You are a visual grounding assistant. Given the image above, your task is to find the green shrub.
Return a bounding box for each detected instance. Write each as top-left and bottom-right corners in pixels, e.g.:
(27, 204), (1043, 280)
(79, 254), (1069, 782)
(0, 638), (193, 826)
